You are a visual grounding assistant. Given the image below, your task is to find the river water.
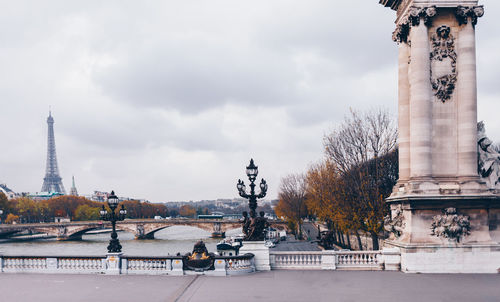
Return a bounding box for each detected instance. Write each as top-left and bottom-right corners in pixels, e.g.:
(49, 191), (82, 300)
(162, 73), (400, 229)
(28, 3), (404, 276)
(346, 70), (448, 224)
(0, 226), (242, 256)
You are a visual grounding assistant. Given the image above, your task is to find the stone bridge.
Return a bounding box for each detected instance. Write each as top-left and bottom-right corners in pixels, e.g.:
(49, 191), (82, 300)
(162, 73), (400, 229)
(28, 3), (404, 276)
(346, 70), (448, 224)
(0, 219), (287, 240)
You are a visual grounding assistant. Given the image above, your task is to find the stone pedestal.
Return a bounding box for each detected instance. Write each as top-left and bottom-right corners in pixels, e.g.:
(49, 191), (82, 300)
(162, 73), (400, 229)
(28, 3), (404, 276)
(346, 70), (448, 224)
(387, 242), (500, 273)
(239, 241), (270, 271)
(105, 253), (122, 275)
(213, 259), (227, 276)
(171, 258), (184, 276)
(321, 251), (336, 270)
(386, 195), (500, 273)
(380, 248), (401, 271)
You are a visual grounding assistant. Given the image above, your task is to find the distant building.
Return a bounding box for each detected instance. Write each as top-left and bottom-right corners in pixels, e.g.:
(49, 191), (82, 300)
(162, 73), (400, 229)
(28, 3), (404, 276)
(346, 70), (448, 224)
(88, 190), (147, 203)
(0, 183), (16, 200)
(69, 176), (78, 196)
(54, 217), (71, 223)
(90, 191), (109, 202)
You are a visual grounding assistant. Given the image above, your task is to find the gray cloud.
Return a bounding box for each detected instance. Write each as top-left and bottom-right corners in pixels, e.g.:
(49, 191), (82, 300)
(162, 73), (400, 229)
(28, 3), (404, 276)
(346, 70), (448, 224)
(1, 0), (499, 201)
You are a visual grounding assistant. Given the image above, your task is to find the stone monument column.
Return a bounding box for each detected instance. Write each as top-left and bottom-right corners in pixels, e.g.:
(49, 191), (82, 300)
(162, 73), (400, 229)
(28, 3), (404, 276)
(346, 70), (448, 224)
(397, 39), (411, 183)
(408, 7), (435, 180)
(380, 0), (500, 273)
(456, 6), (484, 179)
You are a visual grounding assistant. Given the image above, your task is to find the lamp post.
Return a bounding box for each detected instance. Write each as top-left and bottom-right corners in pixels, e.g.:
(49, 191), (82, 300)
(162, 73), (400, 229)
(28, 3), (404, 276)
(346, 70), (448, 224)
(100, 191), (126, 253)
(237, 159), (268, 218)
(0, 209), (3, 224)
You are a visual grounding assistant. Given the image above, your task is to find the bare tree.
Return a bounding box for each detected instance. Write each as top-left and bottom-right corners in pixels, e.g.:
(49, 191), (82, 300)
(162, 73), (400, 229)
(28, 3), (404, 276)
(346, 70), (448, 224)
(275, 173), (308, 239)
(324, 108), (397, 174)
(323, 108), (398, 250)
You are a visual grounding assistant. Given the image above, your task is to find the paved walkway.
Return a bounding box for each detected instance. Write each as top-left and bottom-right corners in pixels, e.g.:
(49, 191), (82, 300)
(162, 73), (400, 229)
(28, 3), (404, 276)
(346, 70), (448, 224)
(1, 271), (499, 302)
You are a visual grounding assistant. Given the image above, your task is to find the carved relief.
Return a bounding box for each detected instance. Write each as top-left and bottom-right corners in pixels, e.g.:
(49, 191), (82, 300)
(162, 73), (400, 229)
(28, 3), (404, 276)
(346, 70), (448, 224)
(456, 6), (484, 26)
(430, 25), (457, 103)
(384, 205), (405, 238)
(137, 224), (145, 236)
(430, 208), (471, 243)
(392, 23), (410, 43)
(57, 226), (67, 236)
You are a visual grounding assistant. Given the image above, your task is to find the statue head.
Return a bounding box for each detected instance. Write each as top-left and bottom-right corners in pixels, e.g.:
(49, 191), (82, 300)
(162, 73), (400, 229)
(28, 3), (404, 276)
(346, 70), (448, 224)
(242, 211), (248, 218)
(436, 25), (450, 39)
(478, 121), (487, 141)
(259, 211), (265, 218)
(477, 121), (493, 150)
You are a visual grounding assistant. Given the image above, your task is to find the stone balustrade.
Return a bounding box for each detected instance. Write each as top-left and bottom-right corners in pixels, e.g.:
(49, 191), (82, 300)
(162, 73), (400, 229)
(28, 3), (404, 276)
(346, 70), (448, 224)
(336, 251), (382, 270)
(0, 248), (400, 275)
(270, 251), (323, 270)
(270, 249), (399, 271)
(122, 256), (174, 275)
(0, 255), (106, 274)
(0, 253), (256, 276)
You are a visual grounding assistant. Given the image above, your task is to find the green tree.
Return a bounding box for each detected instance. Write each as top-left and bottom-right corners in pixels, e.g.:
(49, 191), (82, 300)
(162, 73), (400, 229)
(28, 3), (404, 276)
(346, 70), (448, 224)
(74, 204), (100, 221)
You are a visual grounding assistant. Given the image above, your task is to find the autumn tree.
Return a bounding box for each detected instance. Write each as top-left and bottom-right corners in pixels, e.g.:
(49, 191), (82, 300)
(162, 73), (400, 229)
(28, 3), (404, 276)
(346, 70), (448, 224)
(120, 200), (168, 219)
(275, 173), (308, 239)
(306, 108), (397, 250)
(5, 213), (19, 224)
(324, 108), (397, 250)
(0, 192), (8, 222)
(306, 160), (359, 249)
(179, 204), (196, 218)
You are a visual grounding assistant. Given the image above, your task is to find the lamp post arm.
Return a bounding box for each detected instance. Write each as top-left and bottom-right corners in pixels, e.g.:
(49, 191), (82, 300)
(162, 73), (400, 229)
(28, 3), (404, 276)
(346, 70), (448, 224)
(238, 190), (249, 199)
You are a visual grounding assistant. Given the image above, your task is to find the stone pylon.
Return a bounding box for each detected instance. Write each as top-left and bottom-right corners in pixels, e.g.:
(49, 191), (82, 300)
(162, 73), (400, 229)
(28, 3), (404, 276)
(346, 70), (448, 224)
(41, 111), (66, 194)
(380, 0), (500, 273)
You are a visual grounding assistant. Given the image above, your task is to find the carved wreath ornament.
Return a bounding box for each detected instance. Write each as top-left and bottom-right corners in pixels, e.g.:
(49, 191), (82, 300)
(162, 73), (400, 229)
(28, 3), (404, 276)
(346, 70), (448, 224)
(430, 208), (471, 243)
(430, 25), (457, 103)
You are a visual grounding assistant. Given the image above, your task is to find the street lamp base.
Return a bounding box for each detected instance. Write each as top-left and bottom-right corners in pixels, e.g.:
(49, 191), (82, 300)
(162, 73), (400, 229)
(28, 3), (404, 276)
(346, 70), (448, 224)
(105, 252), (123, 275)
(107, 238), (122, 253)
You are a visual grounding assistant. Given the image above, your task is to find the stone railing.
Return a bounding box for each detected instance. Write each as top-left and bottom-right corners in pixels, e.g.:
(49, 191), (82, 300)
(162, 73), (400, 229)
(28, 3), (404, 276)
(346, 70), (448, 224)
(0, 255), (106, 274)
(122, 256), (178, 275)
(270, 249), (400, 271)
(336, 251), (382, 270)
(0, 253), (256, 276)
(0, 248), (400, 274)
(223, 253), (255, 275)
(270, 251), (324, 270)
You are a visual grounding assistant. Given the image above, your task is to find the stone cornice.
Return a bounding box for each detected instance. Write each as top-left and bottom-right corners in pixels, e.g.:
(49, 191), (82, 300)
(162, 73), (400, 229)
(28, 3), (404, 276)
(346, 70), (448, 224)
(388, 1), (480, 25)
(379, 0), (404, 10)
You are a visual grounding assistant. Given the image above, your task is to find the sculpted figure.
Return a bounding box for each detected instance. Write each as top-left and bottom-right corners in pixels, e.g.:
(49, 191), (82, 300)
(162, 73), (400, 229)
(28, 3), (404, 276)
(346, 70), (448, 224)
(189, 240), (210, 260)
(244, 211), (269, 241)
(477, 122), (500, 189)
(241, 211), (250, 237)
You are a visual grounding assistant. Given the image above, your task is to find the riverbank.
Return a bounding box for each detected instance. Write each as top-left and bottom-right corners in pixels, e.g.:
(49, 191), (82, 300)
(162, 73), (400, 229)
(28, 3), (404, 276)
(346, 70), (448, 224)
(1, 271), (499, 302)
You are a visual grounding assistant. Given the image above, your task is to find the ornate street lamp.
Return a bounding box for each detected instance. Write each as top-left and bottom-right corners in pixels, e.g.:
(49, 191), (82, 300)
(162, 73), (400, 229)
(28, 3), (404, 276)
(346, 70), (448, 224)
(237, 159), (268, 218)
(237, 159), (269, 241)
(100, 191), (126, 253)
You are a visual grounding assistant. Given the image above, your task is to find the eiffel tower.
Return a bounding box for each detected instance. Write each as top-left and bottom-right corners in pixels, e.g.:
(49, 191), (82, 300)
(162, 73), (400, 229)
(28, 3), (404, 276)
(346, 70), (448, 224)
(41, 111), (66, 194)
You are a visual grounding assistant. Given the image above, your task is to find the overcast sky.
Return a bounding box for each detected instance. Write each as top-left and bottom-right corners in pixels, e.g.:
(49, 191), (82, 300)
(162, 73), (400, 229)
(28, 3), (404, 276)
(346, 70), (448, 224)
(1, 1), (499, 202)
